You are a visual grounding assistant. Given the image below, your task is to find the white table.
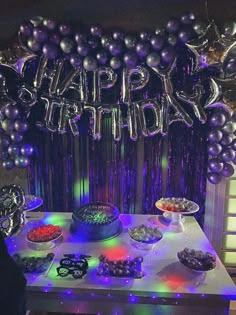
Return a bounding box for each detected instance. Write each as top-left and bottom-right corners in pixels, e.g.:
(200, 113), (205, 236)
(7, 212), (236, 315)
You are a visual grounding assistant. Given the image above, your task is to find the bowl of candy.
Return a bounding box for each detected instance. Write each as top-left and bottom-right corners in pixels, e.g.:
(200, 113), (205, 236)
(177, 248), (216, 273)
(27, 224), (62, 250)
(128, 224), (163, 250)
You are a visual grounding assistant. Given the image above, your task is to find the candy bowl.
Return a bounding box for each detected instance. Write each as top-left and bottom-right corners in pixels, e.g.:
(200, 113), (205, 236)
(128, 224), (163, 250)
(27, 224), (62, 250)
(177, 248), (216, 273)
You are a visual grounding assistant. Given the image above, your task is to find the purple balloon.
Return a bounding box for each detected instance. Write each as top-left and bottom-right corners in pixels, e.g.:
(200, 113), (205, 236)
(207, 172), (222, 184)
(221, 148), (236, 162)
(2, 159), (15, 170)
(20, 21), (33, 36)
(14, 120), (29, 133)
(231, 138), (236, 150)
(233, 155), (236, 165)
(15, 156), (30, 168)
(96, 50), (108, 65)
(209, 112), (226, 127)
(136, 41), (150, 58)
(0, 135), (10, 148)
(21, 144), (34, 156)
(161, 46), (176, 64)
(220, 134), (233, 146)
(75, 32), (87, 44)
(180, 12), (195, 25)
(77, 43), (90, 56)
(113, 30), (124, 41)
(232, 110), (236, 122)
(43, 18), (56, 30)
(225, 58), (236, 74)
(90, 24), (103, 37)
(221, 122), (235, 134)
(59, 24), (72, 36)
(221, 162), (234, 177)
(4, 105), (19, 120)
(0, 151), (9, 161)
(208, 158), (224, 173)
(109, 40), (123, 56)
(101, 35), (112, 48)
(166, 18), (180, 33)
(123, 51), (138, 68)
(150, 35), (164, 50)
(8, 144), (20, 157)
(69, 54), (82, 69)
(42, 43), (59, 59)
(33, 26), (48, 43)
(140, 30), (152, 41)
(10, 132), (23, 143)
(88, 36), (99, 49)
(49, 32), (61, 45)
(207, 129), (223, 143)
(124, 35), (137, 49)
(27, 37), (41, 52)
(207, 143), (222, 156)
(178, 27), (194, 43)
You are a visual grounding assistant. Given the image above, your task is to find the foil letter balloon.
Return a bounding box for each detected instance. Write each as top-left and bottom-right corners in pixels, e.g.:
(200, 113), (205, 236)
(138, 99), (162, 136)
(93, 67), (117, 103)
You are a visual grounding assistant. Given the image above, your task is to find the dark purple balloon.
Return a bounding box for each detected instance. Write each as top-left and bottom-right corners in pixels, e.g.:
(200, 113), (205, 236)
(220, 134), (233, 146)
(233, 155), (236, 165)
(161, 46), (176, 64)
(166, 18), (180, 33)
(225, 58), (236, 74)
(180, 12), (195, 25)
(83, 56), (97, 71)
(136, 41), (150, 58)
(101, 35), (112, 48)
(0, 135), (10, 148)
(43, 18), (56, 30)
(15, 156), (30, 168)
(21, 144), (34, 157)
(221, 148), (236, 162)
(113, 30), (124, 41)
(90, 24), (103, 37)
(0, 151), (9, 161)
(140, 30), (152, 41)
(33, 26), (48, 43)
(221, 162), (234, 177)
(42, 43), (59, 59)
(96, 50), (108, 65)
(2, 120), (14, 134)
(221, 122), (235, 134)
(109, 40), (123, 56)
(27, 37), (41, 52)
(14, 120), (29, 133)
(124, 35), (137, 49)
(178, 27), (194, 43)
(231, 138), (236, 151)
(110, 57), (122, 69)
(207, 129), (223, 143)
(10, 132), (23, 143)
(8, 144), (20, 157)
(232, 110), (236, 122)
(2, 159), (15, 170)
(77, 43), (90, 56)
(49, 32), (61, 45)
(207, 143), (222, 156)
(123, 51), (138, 68)
(88, 36), (99, 49)
(69, 54), (82, 69)
(209, 112), (226, 127)
(207, 172), (222, 184)
(75, 32), (87, 43)
(20, 22), (33, 36)
(150, 35), (164, 50)
(59, 24), (72, 36)
(208, 158), (224, 173)
(5, 105), (19, 120)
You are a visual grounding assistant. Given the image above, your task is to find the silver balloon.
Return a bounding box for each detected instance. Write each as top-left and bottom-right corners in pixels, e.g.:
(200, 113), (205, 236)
(93, 67), (117, 103)
(39, 94), (58, 132)
(150, 60), (193, 134)
(18, 85), (37, 108)
(176, 84), (207, 123)
(111, 105), (122, 141)
(84, 104), (98, 140)
(66, 100), (83, 136)
(138, 99), (162, 136)
(121, 66), (150, 103)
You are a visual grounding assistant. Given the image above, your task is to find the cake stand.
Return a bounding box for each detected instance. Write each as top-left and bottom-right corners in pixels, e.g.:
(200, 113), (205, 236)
(155, 199), (199, 232)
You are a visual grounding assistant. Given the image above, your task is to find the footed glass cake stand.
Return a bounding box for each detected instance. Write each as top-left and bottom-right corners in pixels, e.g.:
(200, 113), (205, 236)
(155, 199), (199, 233)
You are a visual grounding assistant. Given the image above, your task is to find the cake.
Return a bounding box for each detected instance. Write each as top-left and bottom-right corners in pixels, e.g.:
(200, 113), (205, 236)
(71, 202), (121, 241)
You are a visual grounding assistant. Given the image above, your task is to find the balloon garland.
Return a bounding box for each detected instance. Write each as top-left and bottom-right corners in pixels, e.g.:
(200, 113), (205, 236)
(0, 13), (236, 186)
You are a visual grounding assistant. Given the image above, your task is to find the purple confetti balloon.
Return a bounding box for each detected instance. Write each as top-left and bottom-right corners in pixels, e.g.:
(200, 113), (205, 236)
(221, 162), (234, 177)
(5, 105), (19, 120)
(221, 148), (236, 162)
(207, 143), (222, 156)
(208, 158), (224, 173)
(209, 112), (226, 127)
(33, 26), (48, 43)
(2, 159), (15, 170)
(123, 51), (138, 68)
(161, 46), (176, 64)
(166, 18), (180, 33)
(21, 144), (34, 157)
(14, 120), (29, 133)
(220, 134), (233, 146)
(150, 35), (164, 50)
(207, 129), (223, 143)
(136, 41), (150, 58)
(207, 172), (222, 184)
(42, 43), (59, 59)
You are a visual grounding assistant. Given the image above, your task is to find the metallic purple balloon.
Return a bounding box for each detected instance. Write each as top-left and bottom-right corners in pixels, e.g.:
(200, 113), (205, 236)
(178, 27), (194, 43)
(232, 111), (236, 122)
(123, 51), (138, 68)
(20, 22), (33, 36)
(221, 162), (234, 177)
(225, 58), (236, 74)
(8, 144), (20, 157)
(231, 138), (236, 151)
(90, 24), (103, 37)
(220, 134), (233, 146)
(207, 172), (222, 184)
(136, 41), (150, 58)
(101, 35), (112, 48)
(15, 156), (30, 168)
(75, 32), (87, 43)
(59, 24), (72, 36)
(69, 54), (82, 69)
(124, 35), (137, 49)
(27, 37), (41, 52)
(209, 112), (226, 127)
(96, 50), (108, 65)
(42, 43), (59, 59)
(83, 56), (97, 71)
(180, 12), (195, 25)
(77, 43), (90, 56)
(0, 135), (10, 148)
(14, 120), (29, 133)
(2, 159), (15, 170)
(5, 105), (19, 120)
(166, 18), (180, 33)
(21, 144), (34, 156)
(109, 40), (123, 56)
(233, 155), (236, 165)
(88, 36), (99, 49)
(161, 46), (176, 64)
(43, 18), (56, 31)
(207, 143), (222, 156)
(150, 35), (164, 50)
(49, 32), (61, 45)
(140, 30), (152, 41)
(208, 158), (224, 172)
(110, 56), (122, 69)
(113, 30), (124, 41)
(0, 151), (9, 161)
(207, 129), (223, 143)
(221, 122), (235, 134)
(33, 26), (48, 43)
(10, 132), (23, 143)
(221, 148), (236, 162)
